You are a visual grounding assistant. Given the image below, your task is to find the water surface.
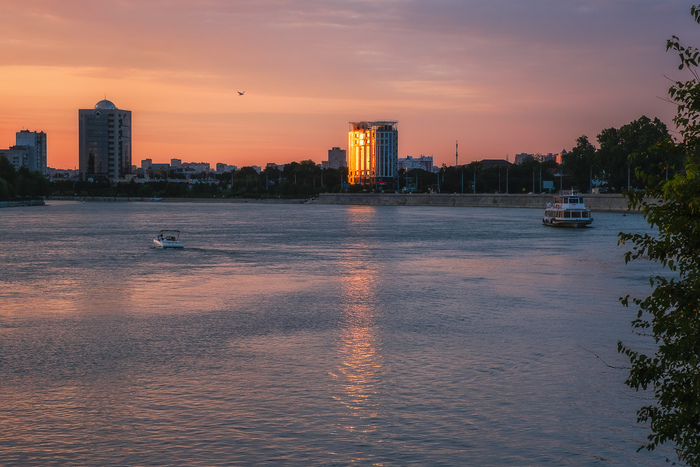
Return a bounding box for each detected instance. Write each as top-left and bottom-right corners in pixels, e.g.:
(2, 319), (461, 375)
(0, 201), (670, 465)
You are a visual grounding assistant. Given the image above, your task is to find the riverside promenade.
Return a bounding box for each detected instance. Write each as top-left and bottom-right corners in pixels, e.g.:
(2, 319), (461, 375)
(309, 193), (640, 212)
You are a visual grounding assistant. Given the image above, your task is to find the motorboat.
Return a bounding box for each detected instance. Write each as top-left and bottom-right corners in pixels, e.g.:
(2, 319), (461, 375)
(154, 230), (184, 248)
(542, 193), (593, 228)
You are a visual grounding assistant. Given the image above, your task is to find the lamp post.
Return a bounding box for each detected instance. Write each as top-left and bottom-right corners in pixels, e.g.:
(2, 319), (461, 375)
(627, 163), (631, 191)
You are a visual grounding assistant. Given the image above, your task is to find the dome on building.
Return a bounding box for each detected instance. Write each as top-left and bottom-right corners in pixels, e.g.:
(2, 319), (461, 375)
(94, 99), (117, 110)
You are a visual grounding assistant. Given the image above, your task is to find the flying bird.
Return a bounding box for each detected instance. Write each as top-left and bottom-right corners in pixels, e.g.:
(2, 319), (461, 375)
(238, 91), (245, 96)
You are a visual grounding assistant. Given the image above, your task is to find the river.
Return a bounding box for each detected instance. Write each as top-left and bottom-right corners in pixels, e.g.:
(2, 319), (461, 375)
(0, 200), (672, 465)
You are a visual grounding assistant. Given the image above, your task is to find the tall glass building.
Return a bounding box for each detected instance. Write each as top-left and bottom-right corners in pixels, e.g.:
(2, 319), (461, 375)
(348, 121), (398, 188)
(79, 99), (132, 181)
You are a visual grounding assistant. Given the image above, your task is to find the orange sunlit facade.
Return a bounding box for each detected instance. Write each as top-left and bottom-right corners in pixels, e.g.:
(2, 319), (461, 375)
(348, 122), (376, 185)
(348, 121), (398, 187)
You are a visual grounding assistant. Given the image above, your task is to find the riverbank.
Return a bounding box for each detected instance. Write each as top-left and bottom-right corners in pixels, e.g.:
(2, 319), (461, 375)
(0, 199), (45, 208)
(46, 193), (645, 211)
(309, 193), (641, 212)
(47, 195), (307, 204)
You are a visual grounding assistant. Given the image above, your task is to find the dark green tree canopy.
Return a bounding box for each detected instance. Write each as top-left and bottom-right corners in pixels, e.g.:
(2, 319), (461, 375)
(595, 116), (672, 191)
(562, 135), (597, 191)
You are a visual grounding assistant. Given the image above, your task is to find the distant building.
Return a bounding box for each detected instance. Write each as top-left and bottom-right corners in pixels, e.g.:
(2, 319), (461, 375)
(480, 159), (512, 170)
(47, 167), (79, 180)
(348, 121), (398, 186)
(514, 153), (534, 164)
(398, 155), (433, 172)
(216, 163), (237, 173)
(0, 146), (31, 172)
(514, 151), (567, 165)
(0, 130), (47, 174)
(182, 162), (210, 173)
(15, 130), (47, 174)
(79, 99), (132, 181)
(322, 147), (347, 170)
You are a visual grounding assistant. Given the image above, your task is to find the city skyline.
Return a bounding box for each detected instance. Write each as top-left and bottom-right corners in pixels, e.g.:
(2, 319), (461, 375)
(0, 1), (695, 170)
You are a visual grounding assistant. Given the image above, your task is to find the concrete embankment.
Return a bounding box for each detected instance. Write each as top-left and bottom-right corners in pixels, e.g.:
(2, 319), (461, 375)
(47, 195), (308, 204)
(0, 199), (45, 208)
(44, 193), (647, 211)
(159, 197), (308, 204)
(309, 193), (641, 212)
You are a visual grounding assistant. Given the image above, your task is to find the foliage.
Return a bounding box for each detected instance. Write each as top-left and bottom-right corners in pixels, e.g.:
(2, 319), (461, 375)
(617, 6), (700, 464)
(563, 135), (597, 192)
(0, 156), (50, 199)
(418, 159), (564, 194)
(596, 116), (672, 192)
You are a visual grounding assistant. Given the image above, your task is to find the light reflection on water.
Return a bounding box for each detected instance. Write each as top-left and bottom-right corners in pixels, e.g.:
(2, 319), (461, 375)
(0, 201), (673, 465)
(334, 206), (382, 439)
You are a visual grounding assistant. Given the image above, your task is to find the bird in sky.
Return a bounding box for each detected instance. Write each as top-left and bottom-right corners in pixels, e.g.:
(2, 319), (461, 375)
(238, 91), (245, 96)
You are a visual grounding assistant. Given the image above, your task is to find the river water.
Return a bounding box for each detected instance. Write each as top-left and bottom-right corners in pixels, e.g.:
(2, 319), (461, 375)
(0, 200), (672, 465)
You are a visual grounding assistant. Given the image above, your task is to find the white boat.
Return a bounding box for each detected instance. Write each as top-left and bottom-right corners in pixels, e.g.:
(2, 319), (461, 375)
(154, 230), (184, 248)
(542, 193), (593, 228)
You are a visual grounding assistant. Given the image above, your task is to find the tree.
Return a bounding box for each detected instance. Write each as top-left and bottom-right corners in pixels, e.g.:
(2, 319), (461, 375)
(596, 126), (627, 191)
(563, 135), (597, 192)
(0, 155), (17, 198)
(596, 116), (671, 192)
(621, 116), (675, 182)
(617, 6), (700, 464)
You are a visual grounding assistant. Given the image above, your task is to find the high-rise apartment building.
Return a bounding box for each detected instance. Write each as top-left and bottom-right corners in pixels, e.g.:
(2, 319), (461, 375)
(0, 130), (47, 174)
(0, 146), (30, 172)
(15, 130), (47, 174)
(348, 121), (398, 187)
(79, 99), (132, 181)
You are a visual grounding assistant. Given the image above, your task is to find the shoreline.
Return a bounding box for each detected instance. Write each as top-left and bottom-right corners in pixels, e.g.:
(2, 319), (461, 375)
(308, 193), (642, 212)
(0, 199), (46, 208)
(46, 195), (308, 204)
(43, 193), (643, 212)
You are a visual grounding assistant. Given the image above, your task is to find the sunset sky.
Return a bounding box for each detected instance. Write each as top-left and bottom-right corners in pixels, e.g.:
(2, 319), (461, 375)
(0, 1), (697, 170)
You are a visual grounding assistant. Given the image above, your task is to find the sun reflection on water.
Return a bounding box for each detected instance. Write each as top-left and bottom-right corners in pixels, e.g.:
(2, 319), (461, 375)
(332, 207), (383, 435)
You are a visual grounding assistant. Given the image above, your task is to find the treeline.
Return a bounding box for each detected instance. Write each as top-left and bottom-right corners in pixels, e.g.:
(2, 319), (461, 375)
(0, 155), (50, 199)
(50, 160), (346, 199)
(438, 115), (680, 194)
(562, 115), (682, 193)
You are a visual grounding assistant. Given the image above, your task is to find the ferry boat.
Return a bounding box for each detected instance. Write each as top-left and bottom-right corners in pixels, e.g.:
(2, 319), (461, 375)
(542, 193), (593, 228)
(154, 230), (184, 248)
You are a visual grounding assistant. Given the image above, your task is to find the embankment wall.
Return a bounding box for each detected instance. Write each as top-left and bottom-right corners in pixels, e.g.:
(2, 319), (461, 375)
(0, 199), (45, 208)
(309, 193), (643, 212)
(47, 196), (307, 204)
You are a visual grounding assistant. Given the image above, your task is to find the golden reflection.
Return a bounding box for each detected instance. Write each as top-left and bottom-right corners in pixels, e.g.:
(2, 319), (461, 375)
(331, 207), (383, 432)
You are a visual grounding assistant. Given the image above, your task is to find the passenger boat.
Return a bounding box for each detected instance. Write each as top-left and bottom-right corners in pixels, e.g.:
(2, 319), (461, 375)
(542, 193), (593, 228)
(154, 230), (184, 248)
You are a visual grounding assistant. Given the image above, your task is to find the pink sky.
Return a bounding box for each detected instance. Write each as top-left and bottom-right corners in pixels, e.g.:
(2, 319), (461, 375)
(0, 1), (695, 169)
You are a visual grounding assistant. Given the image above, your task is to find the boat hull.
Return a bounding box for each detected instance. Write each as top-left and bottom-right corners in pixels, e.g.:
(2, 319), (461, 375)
(153, 238), (184, 249)
(542, 218), (593, 228)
